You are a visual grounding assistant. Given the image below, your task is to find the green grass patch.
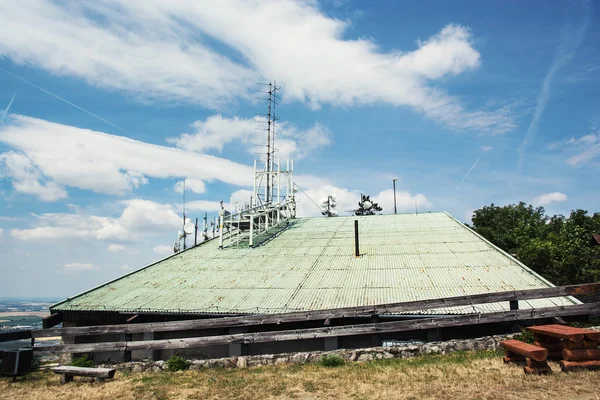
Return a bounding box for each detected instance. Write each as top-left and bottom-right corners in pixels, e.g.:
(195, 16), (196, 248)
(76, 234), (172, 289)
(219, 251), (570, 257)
(349, 349), (503, 371)
(165, 355), (190, 372)
(320, 354), (345, 367)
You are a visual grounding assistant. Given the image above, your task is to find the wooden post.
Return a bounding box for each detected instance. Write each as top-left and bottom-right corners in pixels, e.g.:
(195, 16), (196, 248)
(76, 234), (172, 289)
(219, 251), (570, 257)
(123, 333), (132, 362)
(324, 337), (338, 351)
(371, 315), (381, 346)
(228, 327), (248, 356)
(59, 320), (77, 365)
(427, 328), (442, 342)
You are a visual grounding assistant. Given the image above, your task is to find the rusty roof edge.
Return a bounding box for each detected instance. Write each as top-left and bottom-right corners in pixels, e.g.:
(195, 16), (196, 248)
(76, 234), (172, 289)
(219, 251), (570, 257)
(50, 236), (218, 311)
(442, 211), (580, 305)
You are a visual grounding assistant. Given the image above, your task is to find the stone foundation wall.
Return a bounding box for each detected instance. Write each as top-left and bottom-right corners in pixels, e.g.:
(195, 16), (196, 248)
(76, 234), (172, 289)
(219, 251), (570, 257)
(100, 325), (600, 372)
(103, 332), (516, 372)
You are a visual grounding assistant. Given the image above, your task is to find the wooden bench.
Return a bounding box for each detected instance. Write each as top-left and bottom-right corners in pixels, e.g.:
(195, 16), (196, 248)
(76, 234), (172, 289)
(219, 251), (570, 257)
(52, 366), (116, 384)
(500, 340), (548, 362)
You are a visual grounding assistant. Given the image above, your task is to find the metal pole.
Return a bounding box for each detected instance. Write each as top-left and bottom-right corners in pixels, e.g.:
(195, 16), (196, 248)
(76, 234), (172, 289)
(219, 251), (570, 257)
(354, 220), (360, 257)
(277, 158), (280, 205)
(393, 177), (398, 215)
(219, 215), (224, 248)
(253, 160), (257, 205)
(249, 215), (254, 247)
(194, 217), (198, 246)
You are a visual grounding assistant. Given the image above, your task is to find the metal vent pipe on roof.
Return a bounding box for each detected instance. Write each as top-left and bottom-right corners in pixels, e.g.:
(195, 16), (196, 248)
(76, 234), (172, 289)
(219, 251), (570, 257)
(354, 220), (360, 257)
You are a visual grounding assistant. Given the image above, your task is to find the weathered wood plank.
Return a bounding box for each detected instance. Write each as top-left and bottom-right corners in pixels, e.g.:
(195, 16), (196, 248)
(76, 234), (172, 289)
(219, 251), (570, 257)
(33, 302), (600, 354)
(501, 340), (548, 361)
(52, 366), (116, 379)
(30, 283), (600, 339)
(0, 330), (32, 342)
(42, 312), (63, 329)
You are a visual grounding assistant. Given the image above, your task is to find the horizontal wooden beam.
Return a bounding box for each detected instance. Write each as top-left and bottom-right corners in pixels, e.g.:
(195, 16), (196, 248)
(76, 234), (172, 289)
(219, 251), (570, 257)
(42, 312), (63, 329)
(33, 302), (600, 354)
(23, 282), (600, 341)
(0, 329), (32, 342)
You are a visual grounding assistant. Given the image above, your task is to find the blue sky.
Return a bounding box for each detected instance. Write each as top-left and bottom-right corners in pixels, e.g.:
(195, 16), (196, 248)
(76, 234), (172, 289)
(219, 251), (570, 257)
(0, 0), (599, 298)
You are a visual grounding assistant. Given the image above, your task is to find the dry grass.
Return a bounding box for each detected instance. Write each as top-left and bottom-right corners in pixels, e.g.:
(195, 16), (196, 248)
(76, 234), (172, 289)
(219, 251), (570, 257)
(2, 350), (600, 400)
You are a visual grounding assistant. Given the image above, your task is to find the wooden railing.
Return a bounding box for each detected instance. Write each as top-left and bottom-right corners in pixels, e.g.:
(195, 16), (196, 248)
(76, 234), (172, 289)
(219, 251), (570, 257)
(1, 282), (599, 354)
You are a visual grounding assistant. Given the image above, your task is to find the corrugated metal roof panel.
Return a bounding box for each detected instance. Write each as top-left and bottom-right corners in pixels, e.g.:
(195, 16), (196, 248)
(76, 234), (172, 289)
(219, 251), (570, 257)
(52, 212), (579, 315)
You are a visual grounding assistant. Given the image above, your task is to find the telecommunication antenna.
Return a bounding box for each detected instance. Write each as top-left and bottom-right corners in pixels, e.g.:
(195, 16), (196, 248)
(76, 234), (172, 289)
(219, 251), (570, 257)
(256, 81), (280, 204)
(321, 195), (338, 217)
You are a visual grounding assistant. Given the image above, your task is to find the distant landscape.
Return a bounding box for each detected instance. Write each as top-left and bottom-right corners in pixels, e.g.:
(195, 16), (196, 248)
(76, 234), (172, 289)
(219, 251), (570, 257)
(0, 298), (58, 351)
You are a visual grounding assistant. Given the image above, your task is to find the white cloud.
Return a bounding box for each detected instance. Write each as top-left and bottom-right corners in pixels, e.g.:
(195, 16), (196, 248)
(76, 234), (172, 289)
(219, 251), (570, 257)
(107, 244), (137, 254)
(549, 131), (600, 167)
(533, 192), (567, 206)
(0, 115), (252, 197)
(480, 145), (493, 152)
(10, 199), (181, 242)
(565, 132), (600, 166)
(0, 1), (514, 133)
(153, 245), (173, 257)
(64, 263), (98, 271)
(0, 228), (3, 236)
(174, 179), (206, 194)
(169, 115), (332, 160)
(184, 200), (223, 213)
(119, 265), (135, 271)
(0, 151), (68, 201)
(373, 189), (433, 214)
(292, 184), (432, 217)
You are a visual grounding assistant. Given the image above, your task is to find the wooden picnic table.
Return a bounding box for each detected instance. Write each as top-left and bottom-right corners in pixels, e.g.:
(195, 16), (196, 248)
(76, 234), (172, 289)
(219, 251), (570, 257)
(527, 324), (600, 342)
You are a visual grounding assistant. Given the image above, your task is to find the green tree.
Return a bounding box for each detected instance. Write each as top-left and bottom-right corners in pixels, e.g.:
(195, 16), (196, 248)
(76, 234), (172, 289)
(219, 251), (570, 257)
(471, 204), (600, 285)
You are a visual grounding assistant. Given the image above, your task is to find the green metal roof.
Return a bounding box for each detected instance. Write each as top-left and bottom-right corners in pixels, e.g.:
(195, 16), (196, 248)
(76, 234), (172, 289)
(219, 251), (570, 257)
(51, 212), (578, 315)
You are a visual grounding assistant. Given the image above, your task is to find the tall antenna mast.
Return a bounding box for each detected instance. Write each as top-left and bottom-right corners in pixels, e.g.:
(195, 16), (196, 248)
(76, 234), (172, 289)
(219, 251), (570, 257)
(264, 81), (280, 204)
(266, 83), (272, 203)
(183, 179), (186, 249)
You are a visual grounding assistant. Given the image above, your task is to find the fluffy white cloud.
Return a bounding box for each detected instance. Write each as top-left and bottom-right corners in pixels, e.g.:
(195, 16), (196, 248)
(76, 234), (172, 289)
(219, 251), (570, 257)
(0, 151), (68, 201)
(292, 184), (432, 217)
(0, 1), (514, 133)
(10, 199), (181, 242)
(533, 192), (567, 206)
(107, 244), (137, 254)
(373, 189), (433, 214)
(480, 145), (493, 152)
(153, 245), (173, 257)
(174, 179), (206, 194)
(0, 115), (252, 197)
(64, 263), (98, 271)
(169, 115), (332, 160)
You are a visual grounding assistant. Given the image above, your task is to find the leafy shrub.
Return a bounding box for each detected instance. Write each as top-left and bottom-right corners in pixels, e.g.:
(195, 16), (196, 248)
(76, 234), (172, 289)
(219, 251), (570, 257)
(166, 355), (190, 372)
(69, 354), (95, 368)
(320, 354), (345, 367)
(514, 327), (535, 344)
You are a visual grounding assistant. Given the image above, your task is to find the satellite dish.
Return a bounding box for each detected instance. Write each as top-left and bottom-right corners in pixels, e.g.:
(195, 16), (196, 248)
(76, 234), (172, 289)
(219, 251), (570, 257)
(178, 230), (185, 241)
(183, 221), (195, 235)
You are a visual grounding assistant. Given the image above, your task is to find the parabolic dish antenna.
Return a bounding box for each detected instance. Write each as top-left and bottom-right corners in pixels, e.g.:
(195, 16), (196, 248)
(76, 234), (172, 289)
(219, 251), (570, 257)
(183, 221), (195, 235)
